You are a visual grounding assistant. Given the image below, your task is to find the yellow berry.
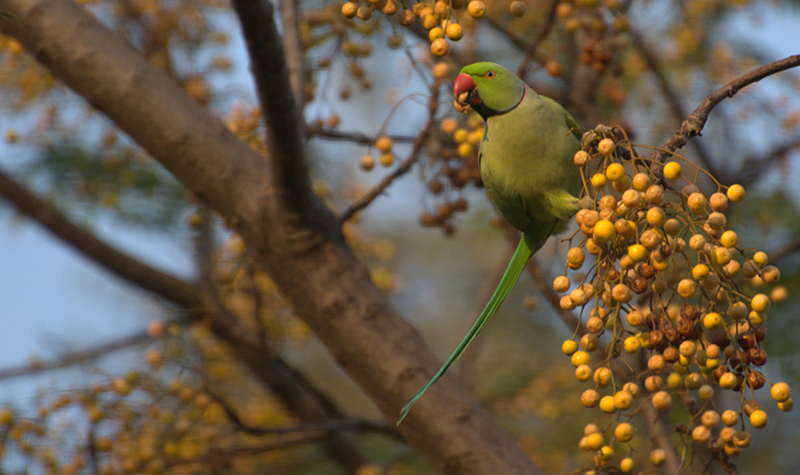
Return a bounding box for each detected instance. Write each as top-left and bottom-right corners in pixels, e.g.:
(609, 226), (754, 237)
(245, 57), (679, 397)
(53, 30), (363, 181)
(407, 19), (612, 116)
(571, 351), (590, 367)
(778, 398), (793, 412)
(753, 251), (768, 267)
(721, 410), (739, 427)
(719, 372), (738, 390)
(632, 172), (650, 191)
(614, 390), (633, 409)
(341, 2), (358, 18)
(651, 390), (672, 411)
(375, 135), (393, 153)
(751, 293), (770, 313)
(692, 263), (710, 280)
(614, 422), (634, 442)
(599, 395), (617, 413)
(612, 283), (632, 303)
(544, 59), (563, 77)
(581, 389), (601, 408)
(593, 219), (616, 244)
(727, 184), (745, 202)
(567, 247), (585, 269)
(703, 311), (722, 329)
(623, 336), (640, 353)
(445, 23), (463, 41)
(667, 372), (683, 389)
(562, 339), (578, 355)
(620, 457), (634, 473)
(698, 384), (714, 400)
(379, 152), (394, 167)
(428, 26), (444, 42)
(692, 425), (711, 444)
(591, 173), (607, 189)
(771, 382), (791, 402)
(677, 279), (696, 299)
(585, 432), (604, 450)
(646, 184), (664, 204)
(467, 0), (486, 18)
(628, 244), (646, 262)
(605, 163), (625, 182)
(701, 410), (720, 428)
(573, 150), (590, 167)
(646, 206), (666, 227)
(720, 230), (738, 248)
(663, 161), (682, 180)
(626, 310), (644, 326)
(650, 448), (666, 466)
(553, 275), (570, 293)
(594, 367), (612, 386)
(598, 445), (614, 461)
(598, 138), (616, 156)
(687, 192), (707, 214)
(710, 192), (728, 211)
(749, 409), (768, 428)
(430, 38), (450, 56)
(575, 364), (592, 381)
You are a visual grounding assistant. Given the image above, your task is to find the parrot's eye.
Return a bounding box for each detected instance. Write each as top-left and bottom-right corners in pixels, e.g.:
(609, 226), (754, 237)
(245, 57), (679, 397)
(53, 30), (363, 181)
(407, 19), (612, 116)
(485, 70), (496, 79)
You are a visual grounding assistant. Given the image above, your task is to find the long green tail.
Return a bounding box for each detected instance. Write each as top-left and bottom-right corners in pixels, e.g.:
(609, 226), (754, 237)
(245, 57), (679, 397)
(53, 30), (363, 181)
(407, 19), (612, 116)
(398, 235), (533, 424)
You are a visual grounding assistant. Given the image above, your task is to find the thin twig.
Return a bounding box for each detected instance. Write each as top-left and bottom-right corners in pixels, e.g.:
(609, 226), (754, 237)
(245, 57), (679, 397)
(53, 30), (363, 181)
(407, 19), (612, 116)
(0, 329), (153, 382)
(660, 55), (800, 163)
(735, 132), (800, 187)
(517, 0), (559, 79)
(210, 390), (399, 438)
(337, 87), (440, 224)
(308, 127), (417, 145)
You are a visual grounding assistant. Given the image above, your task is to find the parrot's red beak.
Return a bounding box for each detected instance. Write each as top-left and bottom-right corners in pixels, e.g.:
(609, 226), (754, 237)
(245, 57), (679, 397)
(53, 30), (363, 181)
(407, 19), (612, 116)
(453, 73), (478, 113)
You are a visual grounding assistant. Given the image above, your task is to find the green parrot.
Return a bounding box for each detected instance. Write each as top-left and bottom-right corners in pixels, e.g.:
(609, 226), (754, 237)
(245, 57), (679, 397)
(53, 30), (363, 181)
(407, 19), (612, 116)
(398, 62), (582, 423)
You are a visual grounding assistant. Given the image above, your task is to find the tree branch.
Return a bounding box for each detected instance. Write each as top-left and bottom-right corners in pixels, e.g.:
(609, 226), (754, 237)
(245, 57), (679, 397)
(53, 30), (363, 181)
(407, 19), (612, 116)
(277, 0), (306, 110)
(308, 127), (417, 145)
(210, 390), (399, 438)
(231, 0), (312, 220)
(0, 1), (548, 472)
(0, 328), (152, 382)
(0, 169), (201, 308)
(660, 54), (800, 162)
(631, 29), (717, 175)
(338, 86), (440, 224)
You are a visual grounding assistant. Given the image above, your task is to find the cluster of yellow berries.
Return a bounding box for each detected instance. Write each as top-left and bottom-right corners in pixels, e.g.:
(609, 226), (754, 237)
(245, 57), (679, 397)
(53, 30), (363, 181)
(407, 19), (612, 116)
(554, 125), (791, 472)
(340, 0), (528, 57)
(418, 111), (485, 235)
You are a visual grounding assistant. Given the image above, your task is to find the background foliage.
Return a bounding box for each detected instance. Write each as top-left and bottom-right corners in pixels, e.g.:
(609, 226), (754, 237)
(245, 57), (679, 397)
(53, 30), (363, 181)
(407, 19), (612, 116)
(0, 0), (799, 473)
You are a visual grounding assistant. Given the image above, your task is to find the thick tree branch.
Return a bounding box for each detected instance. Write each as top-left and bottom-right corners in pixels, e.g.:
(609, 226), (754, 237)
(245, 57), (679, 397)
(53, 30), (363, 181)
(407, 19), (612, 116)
(232, 0), (312, 221)
(660, 54), (800, 161)
(0, 169), (374, 474)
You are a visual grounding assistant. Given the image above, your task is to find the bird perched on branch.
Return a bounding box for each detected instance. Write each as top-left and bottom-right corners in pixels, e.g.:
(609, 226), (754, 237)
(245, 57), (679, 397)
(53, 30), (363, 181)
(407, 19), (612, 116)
(399, 62), (582, 423)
